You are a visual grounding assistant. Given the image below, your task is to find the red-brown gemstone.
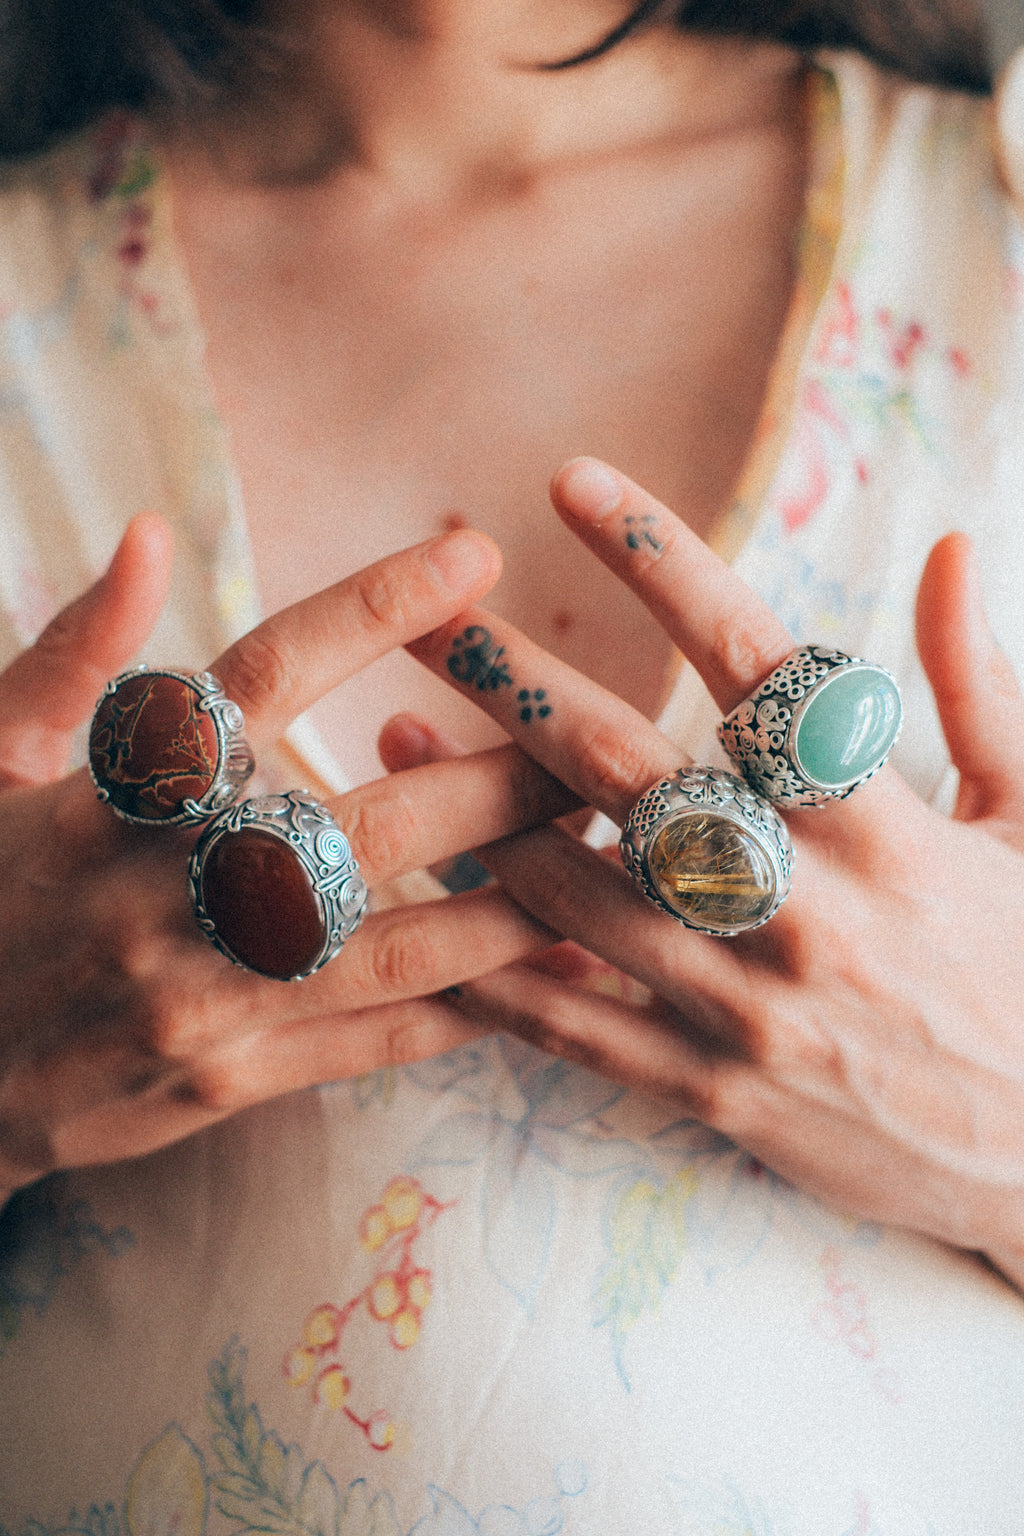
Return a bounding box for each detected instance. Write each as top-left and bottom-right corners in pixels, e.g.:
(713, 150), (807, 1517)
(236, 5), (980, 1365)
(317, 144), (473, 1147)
(200, 828), (327, 979)
(89, 673), (220, 820)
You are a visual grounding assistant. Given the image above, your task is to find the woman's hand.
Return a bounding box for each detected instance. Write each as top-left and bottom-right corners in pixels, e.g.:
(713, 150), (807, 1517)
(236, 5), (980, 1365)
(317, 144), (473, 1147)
(0, 517), (577, 1204)
(399, 458), (1024, 1287)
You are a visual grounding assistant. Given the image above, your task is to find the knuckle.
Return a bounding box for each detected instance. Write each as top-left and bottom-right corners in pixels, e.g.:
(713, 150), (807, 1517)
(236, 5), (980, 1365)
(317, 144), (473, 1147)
(712, 612), (789, 698)
(722, 981), (806, 1076)
(366, 918), (438, 1000)
(133, 992), (194, 1061)
(343, 787), (420, 880)
(176, 1058), (242, 1114)
(220, 627), (297, 720)
(576, 719), (659, 807)
(381, 1008), (453, 1068)
(352, 563), (417, 637)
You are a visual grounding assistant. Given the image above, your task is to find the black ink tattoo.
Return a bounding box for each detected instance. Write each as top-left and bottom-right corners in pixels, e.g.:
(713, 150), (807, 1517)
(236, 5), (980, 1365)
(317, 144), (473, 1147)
(625, 514), (664, 554)
(517, 689), (552, 724)
(447, 626), (514, 691)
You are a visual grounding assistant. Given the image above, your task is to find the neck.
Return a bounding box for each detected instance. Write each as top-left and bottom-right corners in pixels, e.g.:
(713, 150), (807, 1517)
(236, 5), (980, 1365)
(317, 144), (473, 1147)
(175, 2), (804, 194)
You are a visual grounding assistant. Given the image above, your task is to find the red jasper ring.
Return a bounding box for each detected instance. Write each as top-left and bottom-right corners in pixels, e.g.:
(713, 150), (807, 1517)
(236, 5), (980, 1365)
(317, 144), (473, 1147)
(88, 666), (255, 826)
(188, 791), (368, 980)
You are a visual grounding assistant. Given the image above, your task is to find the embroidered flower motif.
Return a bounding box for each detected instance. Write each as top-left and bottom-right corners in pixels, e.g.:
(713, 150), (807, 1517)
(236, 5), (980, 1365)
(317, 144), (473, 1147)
(282, 1176), (452, 1451)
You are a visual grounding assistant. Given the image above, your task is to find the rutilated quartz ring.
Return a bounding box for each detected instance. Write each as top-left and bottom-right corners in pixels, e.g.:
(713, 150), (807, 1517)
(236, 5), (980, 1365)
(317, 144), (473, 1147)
(89, 666), (254, 826)
(717, 646), (902, 808)
(188, 790), (368, 980)
(619, 766), (793, 936)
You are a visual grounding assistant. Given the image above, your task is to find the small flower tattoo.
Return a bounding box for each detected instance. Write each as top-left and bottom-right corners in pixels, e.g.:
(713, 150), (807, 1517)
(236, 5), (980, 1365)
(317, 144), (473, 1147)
(518, 689), (552, 723)
(447, 626), (514, 691)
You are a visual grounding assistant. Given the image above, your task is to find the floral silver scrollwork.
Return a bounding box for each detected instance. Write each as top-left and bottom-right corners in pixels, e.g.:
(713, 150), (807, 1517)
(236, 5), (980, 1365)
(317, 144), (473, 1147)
(195, 672), (256, 814)
(619, 766), (793, 937)
(188, 789), (367, 979)
(717, 645), (902, 808)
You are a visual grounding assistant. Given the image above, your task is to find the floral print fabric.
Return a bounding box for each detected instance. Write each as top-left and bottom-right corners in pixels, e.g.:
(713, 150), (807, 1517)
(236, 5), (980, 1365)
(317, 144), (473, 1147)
(3, 51), (1024, 1535)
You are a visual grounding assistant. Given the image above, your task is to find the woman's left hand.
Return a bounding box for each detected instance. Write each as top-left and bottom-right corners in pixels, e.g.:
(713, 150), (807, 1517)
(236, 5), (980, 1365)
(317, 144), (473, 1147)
(396, 458), (1024, 1288)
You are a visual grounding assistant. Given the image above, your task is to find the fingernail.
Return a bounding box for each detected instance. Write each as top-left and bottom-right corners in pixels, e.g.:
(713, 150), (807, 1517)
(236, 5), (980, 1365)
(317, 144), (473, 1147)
(382, 715), (436, 768)
(555, 458), (624, 520)
(427, 531), (498, 592)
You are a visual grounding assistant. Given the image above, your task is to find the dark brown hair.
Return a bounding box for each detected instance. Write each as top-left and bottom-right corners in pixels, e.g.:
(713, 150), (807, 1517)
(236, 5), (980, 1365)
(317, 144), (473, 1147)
(0, 0), (991, 161)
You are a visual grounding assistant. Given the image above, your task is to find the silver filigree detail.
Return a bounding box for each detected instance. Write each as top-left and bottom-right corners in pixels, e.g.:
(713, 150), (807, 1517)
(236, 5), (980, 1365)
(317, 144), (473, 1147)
(188, 789), (367, 980)
(717, 646), (901, 808)
(619, 766), (793, 937)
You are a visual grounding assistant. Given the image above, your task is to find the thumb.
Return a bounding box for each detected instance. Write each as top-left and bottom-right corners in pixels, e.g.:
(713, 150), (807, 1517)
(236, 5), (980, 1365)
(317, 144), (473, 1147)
(915, 531), (1024, 825)
(0, 513), (174, 784)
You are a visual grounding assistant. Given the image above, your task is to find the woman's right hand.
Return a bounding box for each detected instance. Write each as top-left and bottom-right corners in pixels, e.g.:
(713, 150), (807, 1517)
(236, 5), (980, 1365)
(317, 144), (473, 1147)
(0, 516), (573, 1205)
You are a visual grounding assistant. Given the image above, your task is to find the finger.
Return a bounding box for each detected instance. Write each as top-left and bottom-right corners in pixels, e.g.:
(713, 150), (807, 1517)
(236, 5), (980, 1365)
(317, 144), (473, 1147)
(473, 820), (751, 1023)
(550, 458), (794, 712)
(407, 605), (682, 823)
(172, 994), (488, 1117)
(337, 746), (579, 885)
(915, 532), (1024, 825)
(211, 531), (501, 745)
(40, 994), (487, 1171)
(378, 712), (470, 772)
(0, 513), (174, 784)
(157, 884), (558, 1058)
(446, 959), (734, 1113)
(335, 886), (552, 1010)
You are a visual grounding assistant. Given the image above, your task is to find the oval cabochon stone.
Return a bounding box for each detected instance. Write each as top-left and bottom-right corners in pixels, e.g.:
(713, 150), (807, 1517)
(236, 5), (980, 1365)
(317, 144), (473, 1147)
(201, 828), (327, 979)
(90, 672), (220, 820)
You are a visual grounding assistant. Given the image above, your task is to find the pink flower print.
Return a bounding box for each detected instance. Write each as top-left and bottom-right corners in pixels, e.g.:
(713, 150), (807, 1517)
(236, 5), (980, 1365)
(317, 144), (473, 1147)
(117, 203), (152, 269)
(814, 280), (860, 369)
(947, 345), (972, 378)
(813, 1245), (903, 1402)
(778, 378), (847, 532)
(876, 309), (927, 372)
(815, 1245), (876, 1360)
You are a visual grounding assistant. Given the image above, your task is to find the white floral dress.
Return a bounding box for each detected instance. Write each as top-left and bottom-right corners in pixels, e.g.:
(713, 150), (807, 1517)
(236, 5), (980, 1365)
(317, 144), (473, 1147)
(2, 51), (1024, 1536)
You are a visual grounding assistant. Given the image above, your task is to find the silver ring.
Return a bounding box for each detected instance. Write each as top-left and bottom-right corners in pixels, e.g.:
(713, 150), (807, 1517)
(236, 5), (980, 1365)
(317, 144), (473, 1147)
(620, 766), (793, 936)
(717, 646), (902, 808)
(188, 790), (368, 980)
(89, 666), (254, 826)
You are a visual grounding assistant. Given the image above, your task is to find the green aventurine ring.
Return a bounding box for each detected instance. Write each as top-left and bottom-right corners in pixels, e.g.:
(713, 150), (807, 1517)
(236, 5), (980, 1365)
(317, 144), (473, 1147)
(620, 766), (794, 936)
(717, 646), (902, 808)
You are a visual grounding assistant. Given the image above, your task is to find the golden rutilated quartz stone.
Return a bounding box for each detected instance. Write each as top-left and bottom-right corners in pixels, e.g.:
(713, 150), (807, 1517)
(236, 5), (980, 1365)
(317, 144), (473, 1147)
(646, 810), (778, 930)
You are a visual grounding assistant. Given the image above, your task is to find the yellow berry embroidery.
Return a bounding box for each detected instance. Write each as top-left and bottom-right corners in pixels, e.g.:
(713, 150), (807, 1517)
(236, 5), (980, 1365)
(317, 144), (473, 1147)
(282, 1175), (452, 1451)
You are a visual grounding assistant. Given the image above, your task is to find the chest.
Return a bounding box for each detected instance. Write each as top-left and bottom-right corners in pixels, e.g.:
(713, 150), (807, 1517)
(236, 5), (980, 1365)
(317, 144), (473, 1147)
(173, 135), (804, 782)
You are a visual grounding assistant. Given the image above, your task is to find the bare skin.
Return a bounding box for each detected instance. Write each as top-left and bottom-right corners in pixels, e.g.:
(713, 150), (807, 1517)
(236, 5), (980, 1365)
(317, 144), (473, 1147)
(7, 0), (1022, 1294)
(394, 459), (1024, 1292)
(0, 520), (580, 1205)
(166, 2), (808, 781)
(1, 3), (814, 1208)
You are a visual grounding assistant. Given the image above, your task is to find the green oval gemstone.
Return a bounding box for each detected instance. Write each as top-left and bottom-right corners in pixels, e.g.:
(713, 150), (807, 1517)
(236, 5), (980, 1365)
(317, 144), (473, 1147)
(648, 810), (778, 931)
(792, 666), (901, 790)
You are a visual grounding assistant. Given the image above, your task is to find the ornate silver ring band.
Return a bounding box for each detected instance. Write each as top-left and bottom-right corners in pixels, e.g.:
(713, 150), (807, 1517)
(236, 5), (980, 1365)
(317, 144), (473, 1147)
(717, 646), (902, 808)
(188, 790), (368, 980)
(620, 766), (793, 936)
(89, 665), (255, 827)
